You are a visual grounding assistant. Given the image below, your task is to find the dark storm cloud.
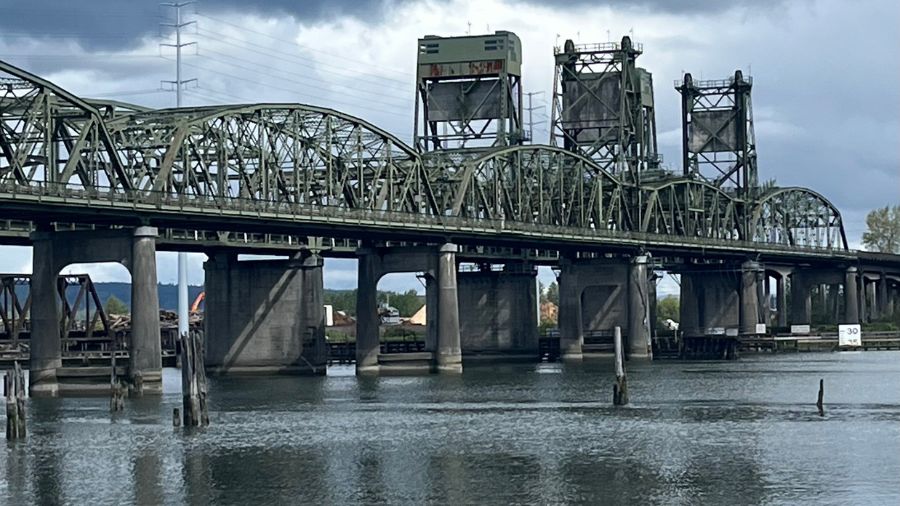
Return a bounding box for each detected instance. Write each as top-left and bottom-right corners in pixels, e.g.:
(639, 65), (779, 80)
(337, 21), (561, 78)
(0, 0), (402, 50)
(0, 0), (787, 50)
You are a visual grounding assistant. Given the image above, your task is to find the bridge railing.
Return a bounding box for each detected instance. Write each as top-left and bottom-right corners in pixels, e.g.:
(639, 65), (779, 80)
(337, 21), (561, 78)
(0, 182), (853, 257)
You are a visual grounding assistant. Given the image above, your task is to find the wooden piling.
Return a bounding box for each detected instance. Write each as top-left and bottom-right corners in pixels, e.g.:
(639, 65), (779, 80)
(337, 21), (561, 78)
(613, 326), (628, 406)
(5, 361), (26, 439)
(110, 333), (125, 412)
(180, 330), (210, 427)
(816, 378), (824, 417)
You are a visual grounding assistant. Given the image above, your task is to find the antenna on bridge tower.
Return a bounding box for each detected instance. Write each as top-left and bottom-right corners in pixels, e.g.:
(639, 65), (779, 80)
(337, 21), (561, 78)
(161, 1), (198, 341)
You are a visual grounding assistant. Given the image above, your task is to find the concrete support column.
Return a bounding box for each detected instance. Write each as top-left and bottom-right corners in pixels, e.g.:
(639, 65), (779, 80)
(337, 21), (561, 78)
(776, 276), (788, 328)
(436, 244), (461, 373)
(844, 267), (860, 324)
(790, 274), (811, 325)
(649, 273), (658, 341)
(558, 259), (583, 360)
(627, 255), (651, 358)
(424, 275), (438, 352)
(130, 226), (162, 391)
(356, 248), (380, 373)
(866, 279), (878, 321)
(860, 278), (870, 324)
(299, 254), (327, 371)
(740, 260), (762, 334)
(679, 273), (701, 337)
(878, 274), (890, 319)
(29, 232), (60, 396)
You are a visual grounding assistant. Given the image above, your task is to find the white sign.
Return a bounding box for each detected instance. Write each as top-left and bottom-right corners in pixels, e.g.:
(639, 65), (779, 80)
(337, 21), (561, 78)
(706, 327), (726, 336)
(838, 324), (862, 347)
(755, 323), (767, 335)
(791, 324), (811, 335)
(725, 328), (739, 337)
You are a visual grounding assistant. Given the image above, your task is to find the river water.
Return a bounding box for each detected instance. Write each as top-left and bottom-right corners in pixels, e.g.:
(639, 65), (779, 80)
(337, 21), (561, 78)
(2, 352), (899, 505)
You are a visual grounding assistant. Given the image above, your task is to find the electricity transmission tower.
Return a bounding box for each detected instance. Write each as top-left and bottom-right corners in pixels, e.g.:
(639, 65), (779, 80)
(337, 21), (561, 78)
(524, 91), (545, 143)
(161, 1), (197, 339)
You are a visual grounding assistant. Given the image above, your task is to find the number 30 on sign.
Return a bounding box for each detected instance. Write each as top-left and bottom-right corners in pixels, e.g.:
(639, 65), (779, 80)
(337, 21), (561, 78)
(838, 324), (862, 347)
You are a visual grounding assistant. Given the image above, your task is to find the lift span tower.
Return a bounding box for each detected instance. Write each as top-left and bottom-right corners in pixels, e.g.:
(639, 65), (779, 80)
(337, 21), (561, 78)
(415, 31), (524, 150)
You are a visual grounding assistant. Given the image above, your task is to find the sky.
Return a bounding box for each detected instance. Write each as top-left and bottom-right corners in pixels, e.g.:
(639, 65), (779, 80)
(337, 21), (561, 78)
(0, 0), (897, 297)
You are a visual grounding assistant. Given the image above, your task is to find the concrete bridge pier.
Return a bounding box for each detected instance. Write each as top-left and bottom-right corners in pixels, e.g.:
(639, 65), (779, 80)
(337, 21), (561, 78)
(355, 243), (461, 374)
(557, 255), (652, 360)
(29, 232), (61, 396)
(28, 227), (162, 396)
(436, 244), (462, 373)
(627, 255), (652, 359)
(557, 257), (584, 360)
(775, 274), (788, 328)
(457, 263), (539, 362)
(877, 273), (895, 319)
(204, 251), (327, 375)
(739, 260), (764, 335)
(844, 267), (860, 324)
(131, 226), (162, 387)
(678, 267), (740, 337)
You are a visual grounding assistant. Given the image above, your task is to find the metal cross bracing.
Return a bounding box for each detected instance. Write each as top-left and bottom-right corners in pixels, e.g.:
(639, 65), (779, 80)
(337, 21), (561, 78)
(550, 37), (659, 186)
(675, 71), (757, 196)
(0, 273), (114, 344)
(0, 58), (851, 258)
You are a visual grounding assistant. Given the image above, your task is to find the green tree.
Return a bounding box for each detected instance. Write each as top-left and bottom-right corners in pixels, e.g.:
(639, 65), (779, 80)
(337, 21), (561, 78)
(543, 281), (559, 306)
(379, 289), (424, 317)
(862, 205), (900, 254)
(105, 295), (128, 315)
(656, 295), (679, 330)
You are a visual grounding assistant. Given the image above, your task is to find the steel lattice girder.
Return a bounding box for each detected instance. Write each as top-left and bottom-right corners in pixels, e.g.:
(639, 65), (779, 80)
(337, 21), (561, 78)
(751, 187), (847, 250)
(103, 104), (440, 215)
(0, 61), (130, 192)
(426, 145), (631, 230)
(640, 178), (742, 240)
(0, 59), (850, 253)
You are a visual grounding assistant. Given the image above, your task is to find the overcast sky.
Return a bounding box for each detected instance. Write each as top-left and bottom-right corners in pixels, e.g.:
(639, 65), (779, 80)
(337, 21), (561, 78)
(0, 0), (897, 297)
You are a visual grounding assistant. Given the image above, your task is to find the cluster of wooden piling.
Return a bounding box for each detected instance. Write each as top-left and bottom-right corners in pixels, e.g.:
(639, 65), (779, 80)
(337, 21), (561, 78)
(5, 362), (26, 439)
(179, 331), (209, 427)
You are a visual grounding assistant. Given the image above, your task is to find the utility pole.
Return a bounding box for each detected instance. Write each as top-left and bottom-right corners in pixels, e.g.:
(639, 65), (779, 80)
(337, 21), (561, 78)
(524, 91), (545, 143)
(161, 2), (197, 340)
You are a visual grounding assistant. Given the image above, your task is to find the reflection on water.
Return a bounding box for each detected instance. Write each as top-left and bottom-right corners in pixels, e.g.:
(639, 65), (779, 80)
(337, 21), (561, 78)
(2, 352), (900, 505)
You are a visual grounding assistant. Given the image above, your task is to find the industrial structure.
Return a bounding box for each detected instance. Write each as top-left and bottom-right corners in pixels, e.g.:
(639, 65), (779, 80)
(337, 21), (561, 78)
(0, 30), (898, 396)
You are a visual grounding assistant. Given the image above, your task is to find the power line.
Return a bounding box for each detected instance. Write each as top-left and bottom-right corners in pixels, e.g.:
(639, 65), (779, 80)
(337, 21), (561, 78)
(195, 12), (413, 78)
(88, 88), (167, 98)
(162, 57), (408, 119)
(196, 46), (410, 107)
(194, 27), (411, 90)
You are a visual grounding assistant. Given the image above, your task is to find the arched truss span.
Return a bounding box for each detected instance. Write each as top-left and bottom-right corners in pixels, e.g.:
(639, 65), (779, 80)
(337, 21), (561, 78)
(106, 104), (438, 214)
(0, 60), (129, 190)
(751, 187), (847, 250)
(640, 178), (742, 240)
(433, 144), (631, 229)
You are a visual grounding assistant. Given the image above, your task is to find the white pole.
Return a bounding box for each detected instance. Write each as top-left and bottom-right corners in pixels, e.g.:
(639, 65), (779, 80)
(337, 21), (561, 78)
(174, 3), (189, 339)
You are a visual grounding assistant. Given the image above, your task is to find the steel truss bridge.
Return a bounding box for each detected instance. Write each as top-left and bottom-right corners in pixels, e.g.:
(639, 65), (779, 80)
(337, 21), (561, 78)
(0, 60), (850, 262)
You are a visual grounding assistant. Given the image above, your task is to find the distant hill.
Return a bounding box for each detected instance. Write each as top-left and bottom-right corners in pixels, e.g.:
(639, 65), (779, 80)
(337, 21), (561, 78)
(92, 282), (204, 311)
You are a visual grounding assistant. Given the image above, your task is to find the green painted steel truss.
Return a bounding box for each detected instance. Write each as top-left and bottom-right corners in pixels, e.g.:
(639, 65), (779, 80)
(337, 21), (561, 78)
(0, 60), (847, 252)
